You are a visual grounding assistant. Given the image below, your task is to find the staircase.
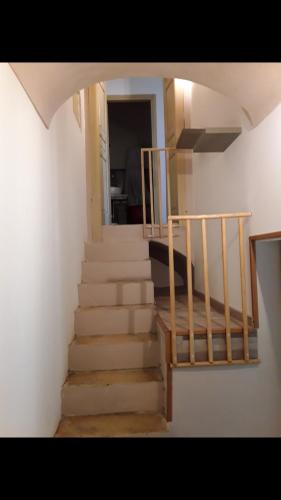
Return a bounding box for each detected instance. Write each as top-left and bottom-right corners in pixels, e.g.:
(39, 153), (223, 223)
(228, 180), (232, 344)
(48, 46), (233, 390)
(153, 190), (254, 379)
(56, 225), (168, 437)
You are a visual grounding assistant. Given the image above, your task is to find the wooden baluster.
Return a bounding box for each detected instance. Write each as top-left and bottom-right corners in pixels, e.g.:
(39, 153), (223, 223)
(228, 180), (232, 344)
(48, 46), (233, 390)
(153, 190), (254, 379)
(148, 150), (155, 237)
(201, 219), (213, 363)
(238, 217), (250, 361)
(221, 218), (232, 362)
(157, 151), (163, 238)
(168, 218), (177, 365)
(141, 149), (147, 238)
(186, 219), (195, 364)
(166, 149), (171, 218)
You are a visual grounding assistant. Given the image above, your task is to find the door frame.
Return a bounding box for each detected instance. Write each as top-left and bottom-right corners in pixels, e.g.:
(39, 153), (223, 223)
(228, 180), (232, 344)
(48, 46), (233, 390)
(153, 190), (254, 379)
(106, 94), (158, 223)
(85, 83), (110, 242)
(107, 94), (157, 148)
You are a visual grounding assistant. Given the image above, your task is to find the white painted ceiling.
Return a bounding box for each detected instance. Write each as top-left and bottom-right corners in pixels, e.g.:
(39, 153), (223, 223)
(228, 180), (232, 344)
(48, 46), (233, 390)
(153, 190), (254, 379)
(10, 62), (281, 128)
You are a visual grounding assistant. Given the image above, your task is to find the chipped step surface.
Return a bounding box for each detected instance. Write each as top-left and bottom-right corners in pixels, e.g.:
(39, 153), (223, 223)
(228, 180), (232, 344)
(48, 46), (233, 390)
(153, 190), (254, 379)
(56, 412), (168, 437)
(66, 367), (162, 385)
(69, 333), (160, 371)
(75, 304), (155, 336)
(102, 224), (144, 241)
(78, 280), (154, 307)
(62, 368), (164, 416)
(85, 240), (149, 262)
(82, 260), (151, 284)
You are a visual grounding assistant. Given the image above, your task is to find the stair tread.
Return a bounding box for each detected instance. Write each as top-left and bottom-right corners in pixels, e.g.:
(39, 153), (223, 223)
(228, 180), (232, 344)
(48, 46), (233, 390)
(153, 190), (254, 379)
(65, 368), (162, 386)
(86, 239), (147, 245)
(79, 279), (153, 286)
(73, 333), (157, 345)
(84, 259), (151, 264)
(55, 412), (167, 437)
(76, 303), (155, 312)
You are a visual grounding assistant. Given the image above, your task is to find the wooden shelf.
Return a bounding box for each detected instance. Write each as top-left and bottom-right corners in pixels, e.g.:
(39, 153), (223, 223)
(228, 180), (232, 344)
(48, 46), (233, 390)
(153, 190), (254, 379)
(176, 127), (242, 152)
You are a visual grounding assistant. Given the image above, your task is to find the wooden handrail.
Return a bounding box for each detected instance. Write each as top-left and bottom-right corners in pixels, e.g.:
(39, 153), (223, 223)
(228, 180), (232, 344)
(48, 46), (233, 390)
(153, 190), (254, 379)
(165, 150), (171, 218)
(141, 148), (254, 367)
(157, 151), (163, 238)
(141, 149), (147, 239)
(141, 147), (191, 152)
(169, 212), (252, 221)
(148, 150), (154, 237)
(141, 147), (191, 239)
(168, 211), (252, 367)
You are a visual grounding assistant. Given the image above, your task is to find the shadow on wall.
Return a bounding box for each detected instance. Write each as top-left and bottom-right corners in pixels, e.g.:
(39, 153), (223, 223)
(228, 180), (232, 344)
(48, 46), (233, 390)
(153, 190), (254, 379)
(149, 241), (194, 297)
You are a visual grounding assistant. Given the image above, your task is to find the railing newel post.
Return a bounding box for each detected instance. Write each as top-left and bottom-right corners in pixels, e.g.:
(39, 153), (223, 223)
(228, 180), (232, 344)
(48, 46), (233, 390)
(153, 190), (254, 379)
(201, 218), (213, 363)
(141, 148), (147, 238)
(186, 219), (195, 364)
(148, 150), (154, 237)
(221, 218), (232, 362)
(238, 217), (250, 362)
(168, 217), (177, 365)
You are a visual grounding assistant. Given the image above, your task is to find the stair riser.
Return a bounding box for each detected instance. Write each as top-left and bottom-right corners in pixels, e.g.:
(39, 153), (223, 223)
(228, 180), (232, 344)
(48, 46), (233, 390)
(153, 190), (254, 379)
(69, 341), (159, 371)
(62, 382), (163, 416)
(75, 307), (155, 336)
(85, 240), (149, 262)
(82, 261), (151, 283)
(102, 225), (143, 241)
(78, 281), (154, 307)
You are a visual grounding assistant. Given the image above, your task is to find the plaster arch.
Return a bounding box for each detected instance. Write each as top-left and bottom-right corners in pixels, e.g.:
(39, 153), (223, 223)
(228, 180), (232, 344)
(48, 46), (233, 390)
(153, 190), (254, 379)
(10, 62), (281, 129)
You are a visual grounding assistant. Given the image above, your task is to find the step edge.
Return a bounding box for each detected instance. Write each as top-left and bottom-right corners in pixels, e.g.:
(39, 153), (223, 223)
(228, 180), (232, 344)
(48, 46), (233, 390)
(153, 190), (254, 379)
(78, 280), (154, 287)
(63, 368), (163, 387)
(82, 259), (151, 264)
(75, 304), (156, 313)
(55, 413), (167, 437)
(70, 333), (158, 345)
(63, 379), (163, 388)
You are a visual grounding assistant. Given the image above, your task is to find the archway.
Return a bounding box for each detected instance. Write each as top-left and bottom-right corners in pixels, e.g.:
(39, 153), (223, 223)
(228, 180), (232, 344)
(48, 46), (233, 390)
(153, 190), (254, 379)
(10, 62), (281, 128)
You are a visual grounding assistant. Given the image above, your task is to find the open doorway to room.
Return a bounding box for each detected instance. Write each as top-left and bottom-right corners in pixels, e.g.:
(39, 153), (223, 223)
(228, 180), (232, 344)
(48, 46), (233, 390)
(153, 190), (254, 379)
(107, 96), (155, 224)
(250, 233), (281, 370)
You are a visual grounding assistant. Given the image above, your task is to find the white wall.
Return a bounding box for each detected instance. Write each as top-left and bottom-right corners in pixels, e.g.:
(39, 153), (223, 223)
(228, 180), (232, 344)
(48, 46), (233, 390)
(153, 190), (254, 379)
(189, 82), (281, 310)
(168, 82), (281, 436)
(105, 78), (167, 221)
(170, 241), (281, 436)
(0, 64), (87, 436)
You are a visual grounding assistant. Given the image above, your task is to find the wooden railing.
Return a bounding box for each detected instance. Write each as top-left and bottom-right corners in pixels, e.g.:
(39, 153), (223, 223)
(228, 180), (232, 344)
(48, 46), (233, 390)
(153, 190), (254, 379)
(167, 212), (257, 367)
(141, 147), (190, 239)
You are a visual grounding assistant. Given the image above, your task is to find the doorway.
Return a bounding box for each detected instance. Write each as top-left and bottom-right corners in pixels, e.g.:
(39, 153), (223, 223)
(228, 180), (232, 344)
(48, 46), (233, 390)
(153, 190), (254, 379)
(107, 96), (156, 224)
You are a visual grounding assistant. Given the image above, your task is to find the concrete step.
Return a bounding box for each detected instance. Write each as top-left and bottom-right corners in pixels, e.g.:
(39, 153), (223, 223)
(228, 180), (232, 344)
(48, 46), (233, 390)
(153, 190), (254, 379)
(75, 304), (155, 336)
(84, 240), (149, 262)
(82, 260), (151, 283)
(56, 412), (167, 437)
(69, 333), (160, 371)
(102, 224), (143, 241)
(78, 280), (154, 307)
(62, 368), (164, 417)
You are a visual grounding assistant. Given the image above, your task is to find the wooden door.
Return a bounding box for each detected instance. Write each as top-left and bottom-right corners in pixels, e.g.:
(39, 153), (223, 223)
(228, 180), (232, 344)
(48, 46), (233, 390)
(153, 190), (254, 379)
(85, 82), (110, 241)
(163, 78), (185, 215)
(97, 82), (111, 225)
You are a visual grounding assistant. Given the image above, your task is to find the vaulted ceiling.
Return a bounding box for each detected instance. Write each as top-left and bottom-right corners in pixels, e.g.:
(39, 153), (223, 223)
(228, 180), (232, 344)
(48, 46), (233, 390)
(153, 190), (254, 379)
(10, 62), (281, 128)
